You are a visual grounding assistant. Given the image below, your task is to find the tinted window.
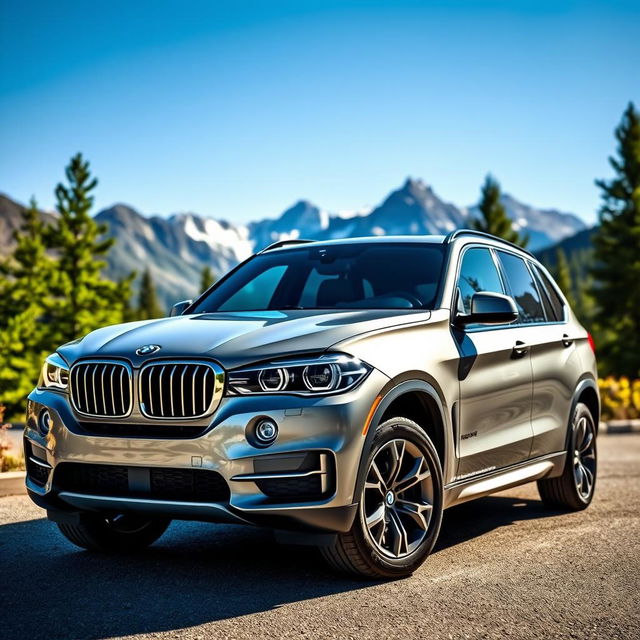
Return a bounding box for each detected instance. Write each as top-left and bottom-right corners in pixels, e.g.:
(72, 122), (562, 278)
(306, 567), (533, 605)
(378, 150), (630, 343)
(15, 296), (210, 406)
(533, 265), (566, 321)
(532, 268), (556, 321)
(218, 265), (287, 311)
(193, 243), (445, 312)
(456, 247), (504, 315)
(497, 251), (545, 323)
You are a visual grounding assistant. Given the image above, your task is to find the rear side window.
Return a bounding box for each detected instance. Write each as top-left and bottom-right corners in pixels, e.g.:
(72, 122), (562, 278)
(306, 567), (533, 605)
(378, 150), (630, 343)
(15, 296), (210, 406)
(496, 251), (545, 324)
(456, 247), (504, 315)
(532, 264), (566, 321)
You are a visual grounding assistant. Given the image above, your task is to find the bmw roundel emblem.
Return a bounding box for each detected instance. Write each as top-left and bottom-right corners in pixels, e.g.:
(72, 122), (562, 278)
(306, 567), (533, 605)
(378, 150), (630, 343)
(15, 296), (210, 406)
(136, 344), (161, 356)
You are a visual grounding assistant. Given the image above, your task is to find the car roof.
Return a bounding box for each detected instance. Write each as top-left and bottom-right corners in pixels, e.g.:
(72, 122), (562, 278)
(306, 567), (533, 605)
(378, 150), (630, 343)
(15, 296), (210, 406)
(260, 231), (535, 259)
(260, 235), (445, 253)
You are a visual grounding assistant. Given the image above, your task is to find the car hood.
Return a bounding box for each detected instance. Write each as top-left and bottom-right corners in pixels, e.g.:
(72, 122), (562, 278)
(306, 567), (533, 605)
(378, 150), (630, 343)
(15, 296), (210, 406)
(57, 309), (432, 369)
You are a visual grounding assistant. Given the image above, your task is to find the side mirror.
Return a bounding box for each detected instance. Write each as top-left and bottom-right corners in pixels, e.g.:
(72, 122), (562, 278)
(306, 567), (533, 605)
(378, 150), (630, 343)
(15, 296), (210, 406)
(170, 299), (193, 317)
(455, 292), (518, 326)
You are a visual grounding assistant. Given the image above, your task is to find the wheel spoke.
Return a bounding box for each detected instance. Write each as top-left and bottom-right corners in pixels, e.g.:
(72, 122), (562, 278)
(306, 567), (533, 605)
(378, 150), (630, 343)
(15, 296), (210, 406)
(573, 464), (584, 488)
(365, 504), (386, 529)
(364, 460), (387, 495)
(581, 463), (594, 494)
(396, 498), (432, 531)
(394, 456), (430, 493)
(574, 417), (587, 451)
(579, 430), (594, 454)
(387, 509), (409, 557)
(386, 440), (406, 486)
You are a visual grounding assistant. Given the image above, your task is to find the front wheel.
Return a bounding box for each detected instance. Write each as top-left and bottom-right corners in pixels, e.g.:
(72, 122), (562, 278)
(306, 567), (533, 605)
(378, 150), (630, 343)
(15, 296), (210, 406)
(537, 402), (597, 511)
(321, 417), (443, 579)
(57, 513), (171, 552)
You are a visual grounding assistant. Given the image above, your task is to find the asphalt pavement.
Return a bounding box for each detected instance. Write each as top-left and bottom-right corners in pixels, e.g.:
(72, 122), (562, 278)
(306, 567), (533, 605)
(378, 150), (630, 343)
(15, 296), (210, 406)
(1, 433), (639, 640)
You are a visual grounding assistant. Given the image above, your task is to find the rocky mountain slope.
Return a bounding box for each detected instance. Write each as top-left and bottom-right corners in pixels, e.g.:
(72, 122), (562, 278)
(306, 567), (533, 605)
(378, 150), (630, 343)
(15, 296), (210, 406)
(0, 178), (588, 308)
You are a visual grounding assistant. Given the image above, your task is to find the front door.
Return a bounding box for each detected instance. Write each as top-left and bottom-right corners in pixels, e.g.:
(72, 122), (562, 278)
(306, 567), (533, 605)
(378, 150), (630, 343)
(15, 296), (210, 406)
(454, 246), (534, 479)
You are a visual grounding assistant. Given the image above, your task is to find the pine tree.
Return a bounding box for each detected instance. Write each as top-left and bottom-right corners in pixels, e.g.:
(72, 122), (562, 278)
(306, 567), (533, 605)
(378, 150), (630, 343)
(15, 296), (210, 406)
(590, 103), (640, 377)
(472, 175), (529, 248)
(553, 248), (575, 308)
(0, 199), (55, 416)
(119, 274), (138, 323)
(137, 268), (164, 320)
(200, 265), (215, 292)
(46, 153), (131, 342)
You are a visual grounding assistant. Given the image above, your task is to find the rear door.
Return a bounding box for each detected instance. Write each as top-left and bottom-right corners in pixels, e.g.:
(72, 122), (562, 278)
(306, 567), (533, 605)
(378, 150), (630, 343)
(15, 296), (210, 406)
(494, 251), (579, 460)
(455, 246), (534, 478)
(525, 263), (584, 457)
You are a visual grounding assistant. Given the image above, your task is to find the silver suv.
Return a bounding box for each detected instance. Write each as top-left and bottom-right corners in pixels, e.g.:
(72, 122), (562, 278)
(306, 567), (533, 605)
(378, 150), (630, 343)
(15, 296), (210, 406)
(25, 230), (599, 578)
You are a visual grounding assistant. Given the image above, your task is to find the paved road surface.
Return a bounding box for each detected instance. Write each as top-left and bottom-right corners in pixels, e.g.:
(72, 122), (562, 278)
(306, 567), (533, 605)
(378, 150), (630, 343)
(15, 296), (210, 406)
(2, 434), (639, 640)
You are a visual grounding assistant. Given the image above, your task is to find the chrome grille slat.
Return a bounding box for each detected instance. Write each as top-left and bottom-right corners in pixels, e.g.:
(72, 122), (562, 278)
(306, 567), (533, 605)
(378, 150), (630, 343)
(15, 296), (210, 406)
(158, 366), (165, 416)
(169, 365), (177, 417)
(70, 361), (132, 418)
(91, 365), (98, 414)
(180, 366), (186, 416)
(82, 366), (89, 412)
(109, 367), (116, 415)
(100, 365), (107, 415)
(139, 360), (223, 420)
(202, 368), (209, 415)
(147, 366), (154, 415)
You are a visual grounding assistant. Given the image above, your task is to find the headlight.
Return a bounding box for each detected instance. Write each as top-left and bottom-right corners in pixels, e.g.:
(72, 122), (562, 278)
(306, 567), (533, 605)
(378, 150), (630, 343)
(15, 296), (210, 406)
(38, 353), (70, 392)
(227, 354), (371, 396)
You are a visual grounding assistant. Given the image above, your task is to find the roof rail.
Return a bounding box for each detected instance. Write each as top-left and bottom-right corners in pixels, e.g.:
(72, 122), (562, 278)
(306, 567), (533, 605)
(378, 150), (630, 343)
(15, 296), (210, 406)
(444, 229), (534, 257)
(258, 238), (315, 253)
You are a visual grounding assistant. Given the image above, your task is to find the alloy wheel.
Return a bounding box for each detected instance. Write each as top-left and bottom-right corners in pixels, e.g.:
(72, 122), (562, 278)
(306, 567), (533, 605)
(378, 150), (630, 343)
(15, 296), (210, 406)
(572, 415), (596, 502)
(360, 438), (434, 558)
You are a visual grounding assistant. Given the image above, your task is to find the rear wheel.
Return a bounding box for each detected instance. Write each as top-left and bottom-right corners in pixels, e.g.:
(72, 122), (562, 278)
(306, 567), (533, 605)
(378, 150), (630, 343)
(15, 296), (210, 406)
(321, 417), (443, 579)
(57, 513), (171, 552)
(537, 402), (597, 511)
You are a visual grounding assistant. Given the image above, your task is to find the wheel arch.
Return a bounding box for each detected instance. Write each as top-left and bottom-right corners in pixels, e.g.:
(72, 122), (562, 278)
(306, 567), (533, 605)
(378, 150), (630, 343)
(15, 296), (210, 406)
(353, 377), (452, 502)
(574, 377), (600, 432)
(564, 377), (600, 453)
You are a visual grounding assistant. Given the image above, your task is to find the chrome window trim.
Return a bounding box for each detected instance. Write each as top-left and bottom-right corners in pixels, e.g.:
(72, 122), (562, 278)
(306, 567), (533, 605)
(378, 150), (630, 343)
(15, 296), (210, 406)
(529, 260), (568, 323)
(137, 359), (225, 420)
(69, 359), (134, 419)
(448, 241), (569, 331)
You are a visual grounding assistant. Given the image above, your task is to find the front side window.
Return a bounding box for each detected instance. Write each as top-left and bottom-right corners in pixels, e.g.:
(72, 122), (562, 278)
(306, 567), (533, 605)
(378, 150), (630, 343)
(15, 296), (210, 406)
(192, 243), (445, 312)
(496, 251), (545, 323)
(456, 247), (505, 315)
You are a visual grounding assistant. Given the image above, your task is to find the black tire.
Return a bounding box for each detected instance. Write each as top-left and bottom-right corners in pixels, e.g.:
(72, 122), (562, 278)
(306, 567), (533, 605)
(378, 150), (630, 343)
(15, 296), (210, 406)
(321, 417), (443, 579)
(57, 513), (171, 552)
(537, 402), (597, 511)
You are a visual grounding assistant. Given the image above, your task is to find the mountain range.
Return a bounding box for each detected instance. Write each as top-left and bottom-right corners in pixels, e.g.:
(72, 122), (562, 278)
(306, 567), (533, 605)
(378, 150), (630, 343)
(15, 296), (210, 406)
(0, 178), (589, 308)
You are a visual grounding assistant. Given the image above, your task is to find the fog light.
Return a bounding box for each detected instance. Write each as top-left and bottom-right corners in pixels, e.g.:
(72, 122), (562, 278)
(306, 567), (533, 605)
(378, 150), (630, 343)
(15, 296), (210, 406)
(255, 419), (278, 445)
(38, 409), (52, 436)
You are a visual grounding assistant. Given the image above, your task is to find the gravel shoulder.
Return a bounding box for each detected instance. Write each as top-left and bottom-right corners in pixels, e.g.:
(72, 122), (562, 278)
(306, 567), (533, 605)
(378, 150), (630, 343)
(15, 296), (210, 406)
(1, 434), (639, 640)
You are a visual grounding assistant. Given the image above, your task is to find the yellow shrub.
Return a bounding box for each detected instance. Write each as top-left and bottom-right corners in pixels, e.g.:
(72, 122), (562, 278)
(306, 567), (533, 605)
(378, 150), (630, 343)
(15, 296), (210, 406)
(598, 377), (640, 420)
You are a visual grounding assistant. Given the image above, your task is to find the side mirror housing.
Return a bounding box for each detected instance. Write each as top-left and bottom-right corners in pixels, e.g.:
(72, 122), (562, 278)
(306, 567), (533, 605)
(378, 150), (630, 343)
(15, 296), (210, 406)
(170, 299), (193, 317)
(455, 292), (518, 326)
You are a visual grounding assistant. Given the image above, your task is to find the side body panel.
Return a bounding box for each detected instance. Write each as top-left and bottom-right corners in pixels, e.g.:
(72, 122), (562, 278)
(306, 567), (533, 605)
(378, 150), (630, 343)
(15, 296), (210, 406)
(456, 325), (534, 477)
(527, 321), (586, 457)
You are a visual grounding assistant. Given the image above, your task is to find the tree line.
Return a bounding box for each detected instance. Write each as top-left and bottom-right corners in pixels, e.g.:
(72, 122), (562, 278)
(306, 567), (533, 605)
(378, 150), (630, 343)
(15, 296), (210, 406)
(0, 103), (638, 417)
(0, 154), (215, 417)
(470, 103), (639, 380)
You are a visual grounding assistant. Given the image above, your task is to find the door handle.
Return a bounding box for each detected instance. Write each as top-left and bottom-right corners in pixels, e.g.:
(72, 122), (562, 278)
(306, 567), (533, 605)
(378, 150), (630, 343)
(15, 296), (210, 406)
(561, 334), (574, 348)
(512, 341), (529, 358)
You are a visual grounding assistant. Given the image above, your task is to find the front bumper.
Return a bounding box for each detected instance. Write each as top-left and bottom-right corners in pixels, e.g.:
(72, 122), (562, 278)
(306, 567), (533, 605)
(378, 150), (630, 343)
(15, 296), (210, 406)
(24, 369), (388, 533)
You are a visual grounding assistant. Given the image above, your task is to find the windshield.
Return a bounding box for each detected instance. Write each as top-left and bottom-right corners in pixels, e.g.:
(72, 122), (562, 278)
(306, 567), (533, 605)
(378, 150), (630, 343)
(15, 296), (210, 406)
(192, 243), (445, 313)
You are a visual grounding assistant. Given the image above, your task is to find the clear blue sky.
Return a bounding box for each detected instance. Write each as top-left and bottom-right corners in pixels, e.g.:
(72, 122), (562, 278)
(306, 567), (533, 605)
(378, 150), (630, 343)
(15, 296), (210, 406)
(1, 1), (638, 225)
